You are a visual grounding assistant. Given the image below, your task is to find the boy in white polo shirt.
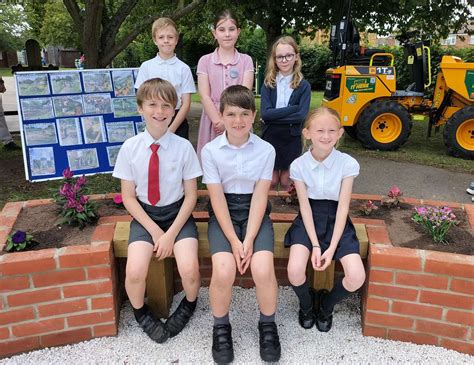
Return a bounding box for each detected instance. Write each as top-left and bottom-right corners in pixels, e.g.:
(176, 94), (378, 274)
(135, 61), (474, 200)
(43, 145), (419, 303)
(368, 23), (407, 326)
(201, 85), (281, 363)
(135, 17), (196, 140)
(113, 78), (202, 343)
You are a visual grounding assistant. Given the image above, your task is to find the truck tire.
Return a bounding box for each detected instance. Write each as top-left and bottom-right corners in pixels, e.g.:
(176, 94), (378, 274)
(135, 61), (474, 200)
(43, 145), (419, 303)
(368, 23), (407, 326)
(443, 106), (474, 159)
(356, 100), (413, 151)
(344, 126), (358, 140)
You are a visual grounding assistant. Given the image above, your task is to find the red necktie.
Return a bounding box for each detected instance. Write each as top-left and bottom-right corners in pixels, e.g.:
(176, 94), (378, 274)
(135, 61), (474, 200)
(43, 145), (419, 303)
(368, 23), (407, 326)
(148, 144), (160, 205)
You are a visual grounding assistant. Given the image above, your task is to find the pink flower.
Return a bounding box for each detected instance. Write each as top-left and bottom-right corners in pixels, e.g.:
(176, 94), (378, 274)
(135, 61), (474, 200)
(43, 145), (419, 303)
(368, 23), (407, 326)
(113, 194), (123, 205)
(63, 167), (73, 179)
(59, 183), (71, 196)
(76, 175), (87, 187)
(80, 195), (89, 205)
(75, 204), (84, 212)
(388, 185), (402, 198)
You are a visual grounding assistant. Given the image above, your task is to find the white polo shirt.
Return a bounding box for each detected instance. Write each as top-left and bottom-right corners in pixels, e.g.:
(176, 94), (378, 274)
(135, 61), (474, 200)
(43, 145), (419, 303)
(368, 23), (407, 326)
(289, 148), (359, 201)
(113, 129), (202, 206)
(134, 54), (196, 109)
(202, 132), (275, 194)
(276, 72), (293, 108)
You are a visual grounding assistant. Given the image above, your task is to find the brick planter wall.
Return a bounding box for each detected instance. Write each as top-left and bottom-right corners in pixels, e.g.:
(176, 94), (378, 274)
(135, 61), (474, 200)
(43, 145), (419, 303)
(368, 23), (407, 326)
(362, 203), (474, 356)
(0, 199), (119, 359)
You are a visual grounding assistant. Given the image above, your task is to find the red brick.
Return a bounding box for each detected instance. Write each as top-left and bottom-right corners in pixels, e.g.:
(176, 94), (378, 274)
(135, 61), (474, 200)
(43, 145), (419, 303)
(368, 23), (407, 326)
(0, 249), (57, 276)
(362, 324), (387, 338)
(91, 296), (114, 310)
(88, 194), (106, 200)
(25, 199), (53, 207)
(67, 310), (115, 327)
(0, 229), (10, 246)
(38, 299), (88, 318)
(352, 193), (383, 201)
(450, 279), (474, 295)
(387, 329), (439, 346)
(192, 211), (209, 221)
(0, 307), (36, 325)
(365, 312), (414, 329)
(0, 297), (4, 310)
(441, 338), (474, 356)
(91, 224), (115, 243)
(446, 309), (474, 326)
(366, 226), (391, 244)
(420, 290), (473, 310)
(392, 301), (443, 320)
(8, 288), (61, 307)
(368, 283), (419, 301)
(417, 319), (468, 340)
(12, 317), (64, 337)
(32, 269), (86, 287)
(369, 270), (393, 284)
(63, 280), (113, 298)
(0, 326), (9, 340)
(352, 217), (386, 226)
(59, 243), (111, 268)
(1, 201), (24, 216)
(0, 216), (18, 228)
(396, 272), (448, 290)
(424, 251), (474, 279)
(370, 246), (422, 271)
(0, 337), (40, 358)
(93, 323), (117, 337)
(0, 276), (30, 292)
(41, 327), (92, 348)
(97, 215), (132, 224)
(270, 212), (297, 223)
(87, 266), (111, 280)
(366, 297), (390, 312)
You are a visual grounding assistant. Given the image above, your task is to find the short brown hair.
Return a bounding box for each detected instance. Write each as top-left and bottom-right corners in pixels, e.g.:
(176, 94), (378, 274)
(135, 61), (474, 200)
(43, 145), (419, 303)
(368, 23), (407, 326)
(219, 85), (255, 113)
(136, 78), (177, 108)
(152, 17), (178, 40)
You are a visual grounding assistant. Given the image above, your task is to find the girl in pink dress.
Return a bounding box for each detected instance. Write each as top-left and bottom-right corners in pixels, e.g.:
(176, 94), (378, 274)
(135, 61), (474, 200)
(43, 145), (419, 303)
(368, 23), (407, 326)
(196, 10), (254, 158)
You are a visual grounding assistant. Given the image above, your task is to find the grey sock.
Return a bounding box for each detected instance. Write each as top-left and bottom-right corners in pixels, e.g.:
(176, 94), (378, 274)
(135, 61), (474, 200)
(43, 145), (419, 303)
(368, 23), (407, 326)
(259, 312), (276, 323)
(213, 313), (230, 326)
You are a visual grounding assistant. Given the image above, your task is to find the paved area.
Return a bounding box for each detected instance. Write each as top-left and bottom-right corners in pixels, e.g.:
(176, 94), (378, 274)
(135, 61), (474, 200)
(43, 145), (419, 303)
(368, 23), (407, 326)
(2, 76), (472, 204)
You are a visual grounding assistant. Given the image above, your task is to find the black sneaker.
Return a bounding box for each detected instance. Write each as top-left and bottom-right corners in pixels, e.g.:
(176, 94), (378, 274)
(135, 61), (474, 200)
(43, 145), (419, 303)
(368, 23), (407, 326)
(136, 309), (169, 343)
(258, 322), (281, 362)
(315, 289), (333, 332)
(298, 288), (316, 329)
(3, 141), (21, 151)
(165, 297), (196, 338)
(212, 324), (234, 364)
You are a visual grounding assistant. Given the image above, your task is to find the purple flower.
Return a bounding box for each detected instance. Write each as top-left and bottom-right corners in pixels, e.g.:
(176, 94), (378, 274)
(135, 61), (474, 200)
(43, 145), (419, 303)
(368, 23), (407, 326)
(11, 231), (26, 243)
(63, 167), (73, 179)
(80, 195), (89, 205)
(75, 204), (84, 213)
(415, 206), (427, 215)
(113, 194), (123, 205)
(59, 183), (71, 196)
(76, 175), (87, 187)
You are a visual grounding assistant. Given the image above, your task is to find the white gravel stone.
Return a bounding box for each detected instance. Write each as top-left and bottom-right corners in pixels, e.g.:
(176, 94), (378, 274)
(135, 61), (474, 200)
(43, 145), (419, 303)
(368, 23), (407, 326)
(1, 286), (473, 364)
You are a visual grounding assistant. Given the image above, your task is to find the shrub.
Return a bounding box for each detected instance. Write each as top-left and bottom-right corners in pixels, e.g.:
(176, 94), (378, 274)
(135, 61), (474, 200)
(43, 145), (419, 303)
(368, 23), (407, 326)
(360, 200), (379, 216)
(5, 231), (37, 252)
(412, 206), (458, 244)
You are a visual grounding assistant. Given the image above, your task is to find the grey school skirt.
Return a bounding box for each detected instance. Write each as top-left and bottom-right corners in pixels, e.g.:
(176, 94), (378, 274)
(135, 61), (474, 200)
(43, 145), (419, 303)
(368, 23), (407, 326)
(129, 197), (198, 245)
(207, 193), (274, 255)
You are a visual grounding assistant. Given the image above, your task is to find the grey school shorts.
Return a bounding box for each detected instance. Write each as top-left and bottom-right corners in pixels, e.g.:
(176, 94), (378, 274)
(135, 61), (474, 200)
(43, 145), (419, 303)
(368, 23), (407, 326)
(129, 197), (198, 245)
(207, 193), (274, 255)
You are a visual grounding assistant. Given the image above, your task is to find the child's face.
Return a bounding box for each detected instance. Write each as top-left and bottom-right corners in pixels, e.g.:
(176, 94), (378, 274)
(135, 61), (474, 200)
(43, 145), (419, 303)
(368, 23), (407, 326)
(303, 114), (344, 154)
(220, 105), (255, 141)
(212, 19), (240, 49)
(138, 97), (175, 131)
(275, 43), (297, 76)
(154, 26), (178, 57)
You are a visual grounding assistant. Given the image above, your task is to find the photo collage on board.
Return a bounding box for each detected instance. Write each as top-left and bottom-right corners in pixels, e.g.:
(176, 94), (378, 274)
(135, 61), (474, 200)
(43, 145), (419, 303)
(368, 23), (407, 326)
(16, 69), (143, 180)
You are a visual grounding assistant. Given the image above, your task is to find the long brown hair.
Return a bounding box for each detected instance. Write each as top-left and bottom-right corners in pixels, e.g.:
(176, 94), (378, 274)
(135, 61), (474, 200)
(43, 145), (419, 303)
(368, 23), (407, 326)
(264, 36), (303, 89)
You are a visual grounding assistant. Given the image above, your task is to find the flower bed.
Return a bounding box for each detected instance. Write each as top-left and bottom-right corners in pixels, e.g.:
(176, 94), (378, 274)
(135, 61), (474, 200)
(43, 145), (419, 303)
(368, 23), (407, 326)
(0, 198), (122, 359)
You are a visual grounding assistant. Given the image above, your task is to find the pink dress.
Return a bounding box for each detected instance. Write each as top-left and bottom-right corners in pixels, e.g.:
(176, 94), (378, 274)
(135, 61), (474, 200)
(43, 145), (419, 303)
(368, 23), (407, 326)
(196, 49), (254, 158)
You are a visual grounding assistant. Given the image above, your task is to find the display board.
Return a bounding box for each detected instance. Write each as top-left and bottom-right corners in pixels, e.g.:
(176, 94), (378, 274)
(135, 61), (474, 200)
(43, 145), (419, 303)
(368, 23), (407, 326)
(15, 68), (143, 181)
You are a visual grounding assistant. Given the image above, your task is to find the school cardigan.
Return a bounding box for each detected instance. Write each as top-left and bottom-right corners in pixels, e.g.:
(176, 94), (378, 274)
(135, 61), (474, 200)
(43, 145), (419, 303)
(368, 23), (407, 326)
(260, 79), (311, 130)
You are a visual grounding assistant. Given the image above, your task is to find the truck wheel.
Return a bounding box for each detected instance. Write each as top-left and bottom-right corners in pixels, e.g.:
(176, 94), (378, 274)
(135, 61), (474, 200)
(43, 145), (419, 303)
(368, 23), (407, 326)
(356, 100), (413, 151)
(344, 126), (358, 140)
(443, 106), (474, 159)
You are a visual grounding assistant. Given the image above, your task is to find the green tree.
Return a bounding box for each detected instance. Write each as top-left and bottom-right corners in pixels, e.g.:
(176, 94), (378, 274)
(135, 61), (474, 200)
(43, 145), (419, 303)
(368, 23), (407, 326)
(39, 1), (80, 49)
(0, 3), (31, 50)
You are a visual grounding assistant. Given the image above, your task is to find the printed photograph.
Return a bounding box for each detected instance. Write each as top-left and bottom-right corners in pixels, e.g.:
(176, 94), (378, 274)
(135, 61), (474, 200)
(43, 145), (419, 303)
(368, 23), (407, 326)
(106, 145), (121, 167)
(83, 93), (113, 115)
(52, 95), (84, 117)
(81, 116), (107, 144)
(135, 121), (146, 133)
(24, 122), (58, 146)
(67, 148), (99, 171)
(112, 70), (135, 97)
(20, 97), (54, 120)
(112, 97), (139, 118)
(56, 118), (83, 146)
(82, 71), (113, 93)
(50, 72), (82, 94)
(106, 121), (135, 143)
(17, 73), (50, 96)
(29, 146), (55, 176)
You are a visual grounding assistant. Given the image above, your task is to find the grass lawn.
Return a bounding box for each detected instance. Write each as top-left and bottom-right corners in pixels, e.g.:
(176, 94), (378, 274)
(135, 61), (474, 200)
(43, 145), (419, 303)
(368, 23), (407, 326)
(0, 68), (14, 77)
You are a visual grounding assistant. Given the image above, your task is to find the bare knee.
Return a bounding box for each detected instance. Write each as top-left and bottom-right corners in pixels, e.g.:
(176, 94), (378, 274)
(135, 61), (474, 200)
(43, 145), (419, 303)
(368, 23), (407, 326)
(179, 260), (200, 283)
(287, 262), (306, 286)
(344, 270), (366, 291)
(212, 263), (235, 288)
(252, 266), (275, 287)
(126, 266), (147, 285)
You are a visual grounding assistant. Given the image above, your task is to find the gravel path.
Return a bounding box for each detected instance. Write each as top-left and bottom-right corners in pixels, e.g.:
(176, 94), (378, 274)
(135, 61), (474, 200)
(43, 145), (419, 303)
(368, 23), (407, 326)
(1, 287), (472, 364)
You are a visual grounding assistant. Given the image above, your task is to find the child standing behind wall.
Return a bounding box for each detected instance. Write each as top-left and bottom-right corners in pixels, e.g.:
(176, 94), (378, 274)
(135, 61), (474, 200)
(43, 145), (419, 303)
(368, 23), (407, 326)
(196, 9), (254, 159)
(260, 36), (311, 190)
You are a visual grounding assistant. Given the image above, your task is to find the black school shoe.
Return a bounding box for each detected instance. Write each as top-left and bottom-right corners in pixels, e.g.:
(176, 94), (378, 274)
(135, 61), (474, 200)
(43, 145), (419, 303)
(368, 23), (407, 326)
(315, 289), (333, 332)
(136, 309), (169, 343)
(298, 288), (316, 329)
(212, 324), (234, 364)
(165, 297), (196, 337)
(258, 322), (281, 362)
